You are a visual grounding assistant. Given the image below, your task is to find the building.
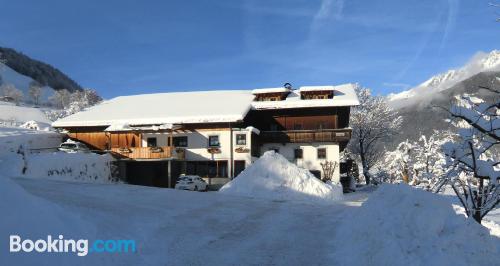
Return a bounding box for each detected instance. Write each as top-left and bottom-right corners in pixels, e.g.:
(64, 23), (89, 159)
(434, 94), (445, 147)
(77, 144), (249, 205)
(52, 84), (359, 188)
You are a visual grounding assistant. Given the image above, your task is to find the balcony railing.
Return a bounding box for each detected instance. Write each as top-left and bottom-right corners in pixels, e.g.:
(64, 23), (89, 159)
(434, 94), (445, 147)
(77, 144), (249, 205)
(259, 129), (352, 143)
(111, 146), (173, 160)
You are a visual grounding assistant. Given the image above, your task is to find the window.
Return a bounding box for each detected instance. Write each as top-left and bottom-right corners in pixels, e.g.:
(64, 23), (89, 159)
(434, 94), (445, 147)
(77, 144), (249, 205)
(208, 135), (220, 147)
(293, 123), (302, 130)
(317, 148), (327, 159)
(173, 136), (188, 147)
(270, 123), (279, 131)
(147, 137), (157, 147)
(236, 134), (246, 145)
(294, 148), (303, 159)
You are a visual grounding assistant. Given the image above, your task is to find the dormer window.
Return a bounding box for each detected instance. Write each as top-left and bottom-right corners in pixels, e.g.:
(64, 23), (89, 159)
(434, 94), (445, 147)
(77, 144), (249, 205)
(251, 87), (291, 102)
(299, 86), (335, 100)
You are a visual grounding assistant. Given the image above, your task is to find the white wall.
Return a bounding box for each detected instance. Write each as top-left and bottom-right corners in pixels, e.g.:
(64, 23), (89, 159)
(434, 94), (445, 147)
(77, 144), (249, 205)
(261, 142), (341, 182)
(141, 128), (254, 177)
(141, 130), (340, 181)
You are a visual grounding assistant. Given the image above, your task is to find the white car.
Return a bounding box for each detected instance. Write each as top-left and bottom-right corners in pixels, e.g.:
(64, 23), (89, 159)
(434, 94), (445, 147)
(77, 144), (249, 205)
(58, 141), (90, 153)
(175, 175), (208, 191)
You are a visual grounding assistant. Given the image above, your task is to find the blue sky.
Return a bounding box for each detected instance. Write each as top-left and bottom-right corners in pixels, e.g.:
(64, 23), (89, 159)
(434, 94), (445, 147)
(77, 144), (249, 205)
(0, 0), (498, 98)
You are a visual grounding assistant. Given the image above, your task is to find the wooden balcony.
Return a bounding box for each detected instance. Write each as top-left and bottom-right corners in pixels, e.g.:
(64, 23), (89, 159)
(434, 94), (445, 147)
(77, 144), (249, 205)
(258, 129), (352, 143)
(111, 146), (173, 160)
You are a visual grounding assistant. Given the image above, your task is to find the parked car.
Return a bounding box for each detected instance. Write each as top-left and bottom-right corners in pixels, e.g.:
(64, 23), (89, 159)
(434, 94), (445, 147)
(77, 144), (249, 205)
(175, 175), (208, 191)
(58, 141), (90, 153)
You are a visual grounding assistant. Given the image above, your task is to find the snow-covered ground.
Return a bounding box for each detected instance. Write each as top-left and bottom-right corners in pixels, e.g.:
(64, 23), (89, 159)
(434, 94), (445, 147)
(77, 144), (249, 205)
(0, 102), (53, 129)
(1, 177), (498, 265)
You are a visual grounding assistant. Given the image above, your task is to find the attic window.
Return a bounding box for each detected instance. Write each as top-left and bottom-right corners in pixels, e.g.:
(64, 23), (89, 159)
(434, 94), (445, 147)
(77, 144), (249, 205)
(254, 93), (289, 102)
(300, 90), (334, 100)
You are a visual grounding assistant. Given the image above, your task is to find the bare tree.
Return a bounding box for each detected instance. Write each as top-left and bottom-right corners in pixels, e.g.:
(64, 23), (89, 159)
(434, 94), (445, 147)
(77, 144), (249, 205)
(442, 88), (499, 224)
(83, 88), (102, 106)
(1, 84), (24, 105)
(49, 89), (71, 109)
(28, 80), (42, 106)
(320, 161), (338, 182)
(348, 85), (403, 184)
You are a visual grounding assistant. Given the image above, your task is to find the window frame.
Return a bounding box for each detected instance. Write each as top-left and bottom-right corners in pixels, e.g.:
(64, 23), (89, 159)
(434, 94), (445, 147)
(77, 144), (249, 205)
(236, 134), (246, 146)
(173, 136), (188, 147)
(317, 148), (327, 159)
(146, 137), (157, 147)
(294, 148), (303, 159)
(208, 135), (220, 147)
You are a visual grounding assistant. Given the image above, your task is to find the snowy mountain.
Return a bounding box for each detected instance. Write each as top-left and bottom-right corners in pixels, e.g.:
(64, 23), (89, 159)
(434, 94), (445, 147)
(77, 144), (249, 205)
(387, 71), (500, 148)
(388, 50), (500, 109)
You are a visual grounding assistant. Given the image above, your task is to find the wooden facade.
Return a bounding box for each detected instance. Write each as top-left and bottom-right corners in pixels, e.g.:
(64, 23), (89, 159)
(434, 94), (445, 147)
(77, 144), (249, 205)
(259, 129), (352, 144)
(66, 128), (173, 160)
(111, 146), (173, 160)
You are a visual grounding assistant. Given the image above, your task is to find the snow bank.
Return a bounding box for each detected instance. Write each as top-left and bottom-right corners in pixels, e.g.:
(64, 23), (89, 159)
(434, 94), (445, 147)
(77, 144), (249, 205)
(332, 184), (500, 265)
(0, 152), (115, 183)
(0, 126), (62, 157)
(219, 151), (343, 204)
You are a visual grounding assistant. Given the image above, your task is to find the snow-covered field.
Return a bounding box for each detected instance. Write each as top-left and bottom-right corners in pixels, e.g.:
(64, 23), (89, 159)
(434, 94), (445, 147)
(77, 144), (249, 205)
(0, 102), (52, 129)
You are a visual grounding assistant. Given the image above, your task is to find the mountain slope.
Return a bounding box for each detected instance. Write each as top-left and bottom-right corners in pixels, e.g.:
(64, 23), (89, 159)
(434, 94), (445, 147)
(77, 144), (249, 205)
(388, 71), (500, 147)
(0, 64), (55, 103)
(0, 47), (81, 92)
(388, 50), (500, 109)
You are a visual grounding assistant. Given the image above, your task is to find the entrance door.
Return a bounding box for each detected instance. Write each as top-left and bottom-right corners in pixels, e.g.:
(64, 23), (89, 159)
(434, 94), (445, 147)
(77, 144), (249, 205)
(234, 160), (246, 178)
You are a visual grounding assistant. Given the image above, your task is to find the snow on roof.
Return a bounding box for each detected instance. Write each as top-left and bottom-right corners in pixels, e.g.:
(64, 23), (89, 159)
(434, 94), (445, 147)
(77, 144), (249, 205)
(52, 90), (255, 128)
(251, 87), (290, 94)
(52, 84), (360, 128)
(299, 85), (335, 92)
(252, 83), (360, 110)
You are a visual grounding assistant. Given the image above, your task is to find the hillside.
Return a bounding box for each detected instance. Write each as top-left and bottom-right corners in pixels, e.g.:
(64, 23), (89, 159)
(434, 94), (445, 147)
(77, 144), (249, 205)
(0, 64), (55, 104)
(0, 47), (81, 92)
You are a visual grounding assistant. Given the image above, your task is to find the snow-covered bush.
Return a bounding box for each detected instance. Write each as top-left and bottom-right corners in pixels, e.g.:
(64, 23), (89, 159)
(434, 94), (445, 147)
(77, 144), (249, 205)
(45, 88), (103, 121)
(442, 89), (499, 223)
(380, 131), (453, 189)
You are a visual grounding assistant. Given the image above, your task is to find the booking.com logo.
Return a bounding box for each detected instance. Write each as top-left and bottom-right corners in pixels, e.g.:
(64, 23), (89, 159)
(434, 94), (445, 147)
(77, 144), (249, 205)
(9, 235), (136, 256)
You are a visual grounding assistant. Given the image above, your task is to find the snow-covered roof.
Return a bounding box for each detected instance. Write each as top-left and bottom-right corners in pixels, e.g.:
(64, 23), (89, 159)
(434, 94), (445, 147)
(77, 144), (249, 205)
(299, 85), (335, 92)
(252, 83), (360, 110)
(52, 90), (255, 127)
(251, 87), (290, 94)
(52, 84), (360, 128)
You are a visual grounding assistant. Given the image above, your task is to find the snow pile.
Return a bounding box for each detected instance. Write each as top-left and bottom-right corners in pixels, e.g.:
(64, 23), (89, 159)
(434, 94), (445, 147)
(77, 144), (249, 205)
(219, 151), (343, 204)
(332, 184), (500, 265)
(19, 120), (50, 131)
